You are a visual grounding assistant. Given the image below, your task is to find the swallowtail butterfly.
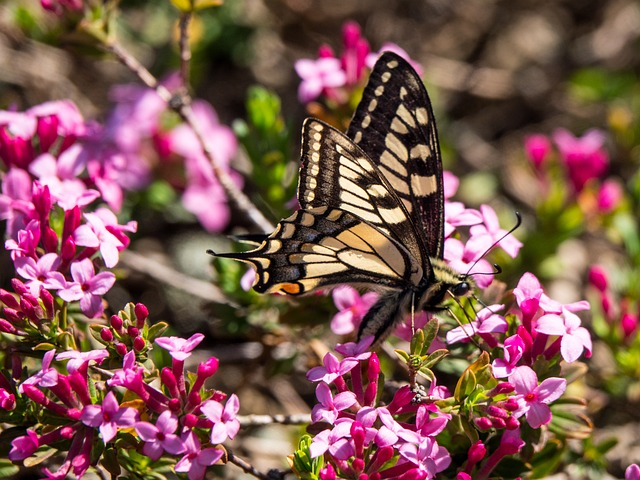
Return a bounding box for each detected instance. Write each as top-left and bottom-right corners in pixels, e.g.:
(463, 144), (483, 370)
(210, 51), (474, 345)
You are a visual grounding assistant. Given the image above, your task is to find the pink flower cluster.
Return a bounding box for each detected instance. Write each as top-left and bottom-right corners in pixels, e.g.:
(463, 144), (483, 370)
(8, 326), (239, 480)
(295, 21), (422, 104)
(307, 338), (452, 480)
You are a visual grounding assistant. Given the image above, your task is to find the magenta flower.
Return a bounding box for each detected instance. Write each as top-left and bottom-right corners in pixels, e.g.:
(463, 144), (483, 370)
(80, 391), (138, 443)
(108, 350), (144, 389)
(0, 111), (36, 169)
(57, 259), (116, 317)
(295, 57), (347, 103)
(588, 265), (608, 292)
(334, 337), (373, 360)
(446, 304), (507, 347)
(28, 100), (85, 153)
(309, 418), (356, 460)
(0, 168), (35, 238)
(397, 436), (451, 479)
(444, 202), (483, 238)
(14, 253), (66, 296)
(56, 348), (109, 374)
(524, 134), (551, 169)
(511, 366), (566, 428)
(175, 430), (224, 480)
(535, 308), (592, 363)
(9, 429), (39, 461)
(492, 335), (526, 378)
(596, 179), (623, 213)
(307, 352), (359, 383)
(155, 333), (204, 361)
(553, 128), (608, 192)
(311, 382), (357, 424)
(366, 44), (423, 76)
(340, 21), (370, 86)
(19, 349), (58, 392)
(5, 219), (40, 260)
(443, 171), (459, 199)
(330, 286), (379, 335)
(201, 394), (241, 444)
(134, 410), (185, 460)
(626, 464), (640, 480)
(73, 211), (126, 268)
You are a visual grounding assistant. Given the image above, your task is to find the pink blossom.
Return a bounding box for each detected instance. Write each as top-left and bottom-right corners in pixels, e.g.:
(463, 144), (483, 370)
(511, 366), (566, 428)
(295, 57), (347, 103)
(14, 252), (66, 295)
(155, 333), (204, 361)
(309, 418), (356, 460)
(134, 411), (185, 460)
(443, 238), (493, 288)
(468, 205), (522, 258)
(397, 436), (451, 479)
(74, 211), (126, 268)
(444, 202), (483, 238)
(626, 464), (640, 480)
(19, 349), (58, 392)
(56, 348), (109, 374)
(40, 0), (83, 16)
(9, 429), (39, 461)
(307, 352), (359, 383)
(80, 391), (138, 443)
(27, 100), (85, 154)
(175, 430), (224, 480)
(0, 168), (35, 238)
(597, 179), (623, 213)
(588, 265), (608, 292)
(524, 134), (551, 169)
(442, 171), (459, 199)
(57, 259), (116, 317)
(340, 21), (370, 86)
(201, 394), (241, 444)
(492, 335), (526, 378)
(334, 337), (373, 360)
(535, 308), (592, 362)
(553, 128), (608, 192)
(311, 382), (357, 424)
(5, 219), (40, 260)
(330, 286), (378, 335)
(446, 304), (507, 347)
(0, 111), (36, 169)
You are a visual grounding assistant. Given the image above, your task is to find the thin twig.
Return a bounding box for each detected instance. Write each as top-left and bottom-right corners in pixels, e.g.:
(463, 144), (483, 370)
(178, 12), (192, 88)
(103, 40), (274, 233)
(227, 448), (284, 480)
(236, 413), (311, 427)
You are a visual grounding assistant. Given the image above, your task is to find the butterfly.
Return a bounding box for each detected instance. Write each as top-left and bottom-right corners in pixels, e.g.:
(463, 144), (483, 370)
(210, 51), (474, 346)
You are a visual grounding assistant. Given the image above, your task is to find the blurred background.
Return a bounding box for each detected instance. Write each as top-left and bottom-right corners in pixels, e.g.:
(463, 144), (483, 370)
(1, 0), (640, 476)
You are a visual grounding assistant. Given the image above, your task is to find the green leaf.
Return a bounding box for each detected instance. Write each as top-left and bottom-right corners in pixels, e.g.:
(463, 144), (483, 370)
(421, 349), (448, 370)
(421, 318), (439, 354)
(0, 459), (19, 478)
(147, 321), (170, 342)
(410, 329), (425, 354)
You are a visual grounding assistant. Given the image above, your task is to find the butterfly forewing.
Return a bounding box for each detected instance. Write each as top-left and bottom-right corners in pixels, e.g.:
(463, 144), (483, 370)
(221, 206), (422, 295)
(347, 53), (445, 264)
(299, 118), (426, 268)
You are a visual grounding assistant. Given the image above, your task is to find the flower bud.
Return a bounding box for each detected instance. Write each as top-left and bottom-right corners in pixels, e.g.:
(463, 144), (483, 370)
(115, 343), (128, 356)
(588, 266), (608, 292)
(468, 440), (486, 464)
(133, 336), (145, 352)
(505, 416), (520, 430)
(127, 326), (139, 338)
(110, 315), (123, 332)
(134, 303), (149, 327)
(474, 417), (493, 431)
(0, 289), (20, 310)
(100, 328), (113, 343)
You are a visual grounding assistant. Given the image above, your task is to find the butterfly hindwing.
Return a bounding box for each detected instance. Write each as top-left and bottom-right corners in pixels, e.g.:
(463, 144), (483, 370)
(219, 206), (422, 295)
(347, 52), (445, 264)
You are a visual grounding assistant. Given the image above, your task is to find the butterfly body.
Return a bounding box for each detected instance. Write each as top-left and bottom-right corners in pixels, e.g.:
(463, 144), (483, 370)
(210, 52), (473, 345)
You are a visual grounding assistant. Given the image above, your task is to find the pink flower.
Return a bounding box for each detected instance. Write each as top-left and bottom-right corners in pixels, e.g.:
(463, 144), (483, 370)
(596, 179), (623, 213)
(511, 366), (566, 428)
(626, 464), (640, 480)
(588, 265), (608, 292)
(295, 57), (347, 103)
(397, 436), (451, 479)
(155, 333), (205, 361)
(74, 211), (127, 268)
(524, 134), (551, 169)
(135, 411), (185, 460)
(0, 168), (35, 238)
(14, 253), (66, 296)
(492, 335), (526, 378)
(468, 205), (522, 259)
(366, 44), (423, 76)
(0, 111), (36, 169)
(9, 430), (39, 461)
(201, 394), (241, 444)
(535, 307), (592, 363)
(553, 128), (608, 191)
(40, 0), (83, 15)
(56, 348), (109, 374)
(309, 418), (356, 460)
(57, 259), (116, 317)
(80, 391), (138, 443)
(340, 21), (370, 86)
(444, 202), (482, 238)
(443, 238), (493, 288)
(28, 100), (85, 154)
(330, 286), (378, 335)
(19, 349), (58, 392)
(307, 352), (359, 383)
(446, 304), (507, 347)
(175, 430), (224, 480)
(443, 171), (459, 199)
(311, 382), (357, 424)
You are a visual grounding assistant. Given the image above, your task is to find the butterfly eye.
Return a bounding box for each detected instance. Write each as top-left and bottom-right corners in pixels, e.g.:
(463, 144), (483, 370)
(451, 282), (471, 297)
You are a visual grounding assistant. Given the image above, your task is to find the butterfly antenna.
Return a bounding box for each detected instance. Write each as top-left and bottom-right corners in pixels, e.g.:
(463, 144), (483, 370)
(446, 301), (483, 351)
(464, 211), (521, 278)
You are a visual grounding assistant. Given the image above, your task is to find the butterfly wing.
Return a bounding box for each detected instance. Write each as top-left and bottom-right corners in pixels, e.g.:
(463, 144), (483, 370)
(215, 206), (422, 295)
(347, 52), (445, 264)
(299, 118), (427, 269)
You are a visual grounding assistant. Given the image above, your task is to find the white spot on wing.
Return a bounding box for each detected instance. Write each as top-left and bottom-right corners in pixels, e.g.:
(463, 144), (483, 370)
(410, 174), (437, 197)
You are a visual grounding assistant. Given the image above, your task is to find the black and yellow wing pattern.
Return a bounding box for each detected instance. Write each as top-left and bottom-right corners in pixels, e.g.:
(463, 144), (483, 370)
(211, 51), (469, 344)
